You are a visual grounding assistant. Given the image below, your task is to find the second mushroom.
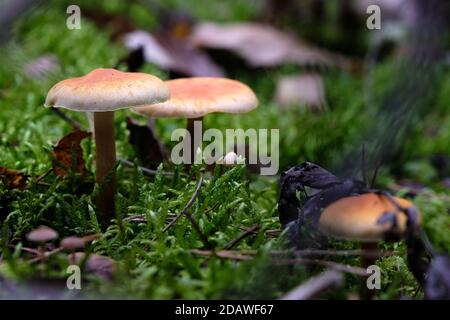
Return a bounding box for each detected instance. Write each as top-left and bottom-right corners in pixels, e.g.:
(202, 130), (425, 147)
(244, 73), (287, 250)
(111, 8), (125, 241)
(132, 77), (258, 167)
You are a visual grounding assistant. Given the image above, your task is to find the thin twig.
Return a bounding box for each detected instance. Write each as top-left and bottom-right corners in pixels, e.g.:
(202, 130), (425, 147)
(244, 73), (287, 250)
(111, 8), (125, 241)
(188, 250), (370, 276)
(118, 157), (187, 177)
(8, 245), (40, 255)
(24, 235), (98, 264)
(264, 229), (281, 238)
(276, 249), (396, 258)
(224, 225), (259, 250)
(80, 234), (100, 243)
(190, 249), (254, 261)
(35, 168), (53, 183)
(28, 247), (64, 264)
(124, 213), (178, 223)
(280, 269), (344, 300)
(183, 209), (211, 248)
(370, 164), (380, 188)
(272, 258), (368, 276)
(189, 249), (396, 259)
(162, 170), (204, 233)
(36, 182), (51, 187)
(123, 214), (146, 222)
(202, 203), (220, 219)
(163, 172), (209, 247)
(50, 107), (82, 130)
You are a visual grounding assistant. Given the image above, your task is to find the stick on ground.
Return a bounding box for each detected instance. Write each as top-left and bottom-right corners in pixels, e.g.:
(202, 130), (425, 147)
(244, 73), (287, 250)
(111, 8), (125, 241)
(50, 107), (82, 130)
(118, 157), (187, 177)
(224, 224), (259, 250)
(162, 170), (204, 232)
(280, 269), (343, 300)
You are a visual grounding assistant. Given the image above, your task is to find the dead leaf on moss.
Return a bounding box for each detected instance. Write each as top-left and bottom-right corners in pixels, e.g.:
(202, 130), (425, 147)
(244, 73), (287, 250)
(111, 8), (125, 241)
(123, 30), (225, 77)
(52, 130), (91, 177)
(0, 166), (28, 189)
(189, 22), (351, 69)
(126, 117), (168, 169)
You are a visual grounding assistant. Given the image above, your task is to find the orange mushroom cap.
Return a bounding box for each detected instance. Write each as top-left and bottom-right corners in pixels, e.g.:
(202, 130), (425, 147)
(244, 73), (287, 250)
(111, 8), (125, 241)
(45, 68), (169, 112)
(318, 193), (422, 242)
(132, 77), (258, 118)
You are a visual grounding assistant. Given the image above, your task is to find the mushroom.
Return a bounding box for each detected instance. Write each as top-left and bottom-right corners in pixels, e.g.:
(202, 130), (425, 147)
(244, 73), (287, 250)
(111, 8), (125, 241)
(26, 226), (59, 243)
(223, 151), (239, 167)
(45, 68), (169, 222)
(26, 226), (59, 259)
(132, 77), (258, 166)
(318, 193), (421, 244)
(68, 252), (115, 280)
(61, 236), (86, 262)
(318, 193), (422, 297)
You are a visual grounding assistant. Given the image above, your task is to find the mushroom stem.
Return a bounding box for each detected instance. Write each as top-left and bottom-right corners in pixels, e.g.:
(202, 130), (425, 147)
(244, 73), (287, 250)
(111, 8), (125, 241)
(86, 112), (95, 138)
(38, 243), (46, 261)
(93, 111), (117, 222)
(361, 242), (377, 269)
(186, 117), (203, 168)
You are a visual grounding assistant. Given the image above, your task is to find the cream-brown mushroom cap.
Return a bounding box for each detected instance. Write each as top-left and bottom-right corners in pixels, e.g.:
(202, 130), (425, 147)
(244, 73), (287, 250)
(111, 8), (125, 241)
(61, 236), (86, 250)
(318, 193), (422, 242)
(132, 77), (258, 118)
(45, 68), (170, 112)
(26, 226), (59, 243)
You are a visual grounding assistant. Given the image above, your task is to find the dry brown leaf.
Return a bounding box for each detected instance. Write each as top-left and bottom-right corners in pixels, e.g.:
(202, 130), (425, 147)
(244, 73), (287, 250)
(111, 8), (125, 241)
(189, 22), (351, 69)
(126, 117), (168, 168)
(124, 31), (173, 69)
(52, 130), (91, 177)
(124, 30), (225, 77)
(0, 166), (28, 189)
(115, 47), (145, 72)
(158, 36), (225, 77)
(275, 73), (326, 112)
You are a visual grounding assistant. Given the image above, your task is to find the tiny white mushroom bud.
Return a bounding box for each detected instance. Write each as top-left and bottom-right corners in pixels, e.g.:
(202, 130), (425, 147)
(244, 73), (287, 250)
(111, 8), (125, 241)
(223, 152), (238, 166)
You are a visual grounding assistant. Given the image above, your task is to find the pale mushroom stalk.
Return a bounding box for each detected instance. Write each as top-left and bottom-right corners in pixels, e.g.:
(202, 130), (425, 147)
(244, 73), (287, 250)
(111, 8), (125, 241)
(45, 68), (169, 224)
(61, 236), (86, 262)
(86, 112), (95, 137)
(93, 111), (117, 216)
